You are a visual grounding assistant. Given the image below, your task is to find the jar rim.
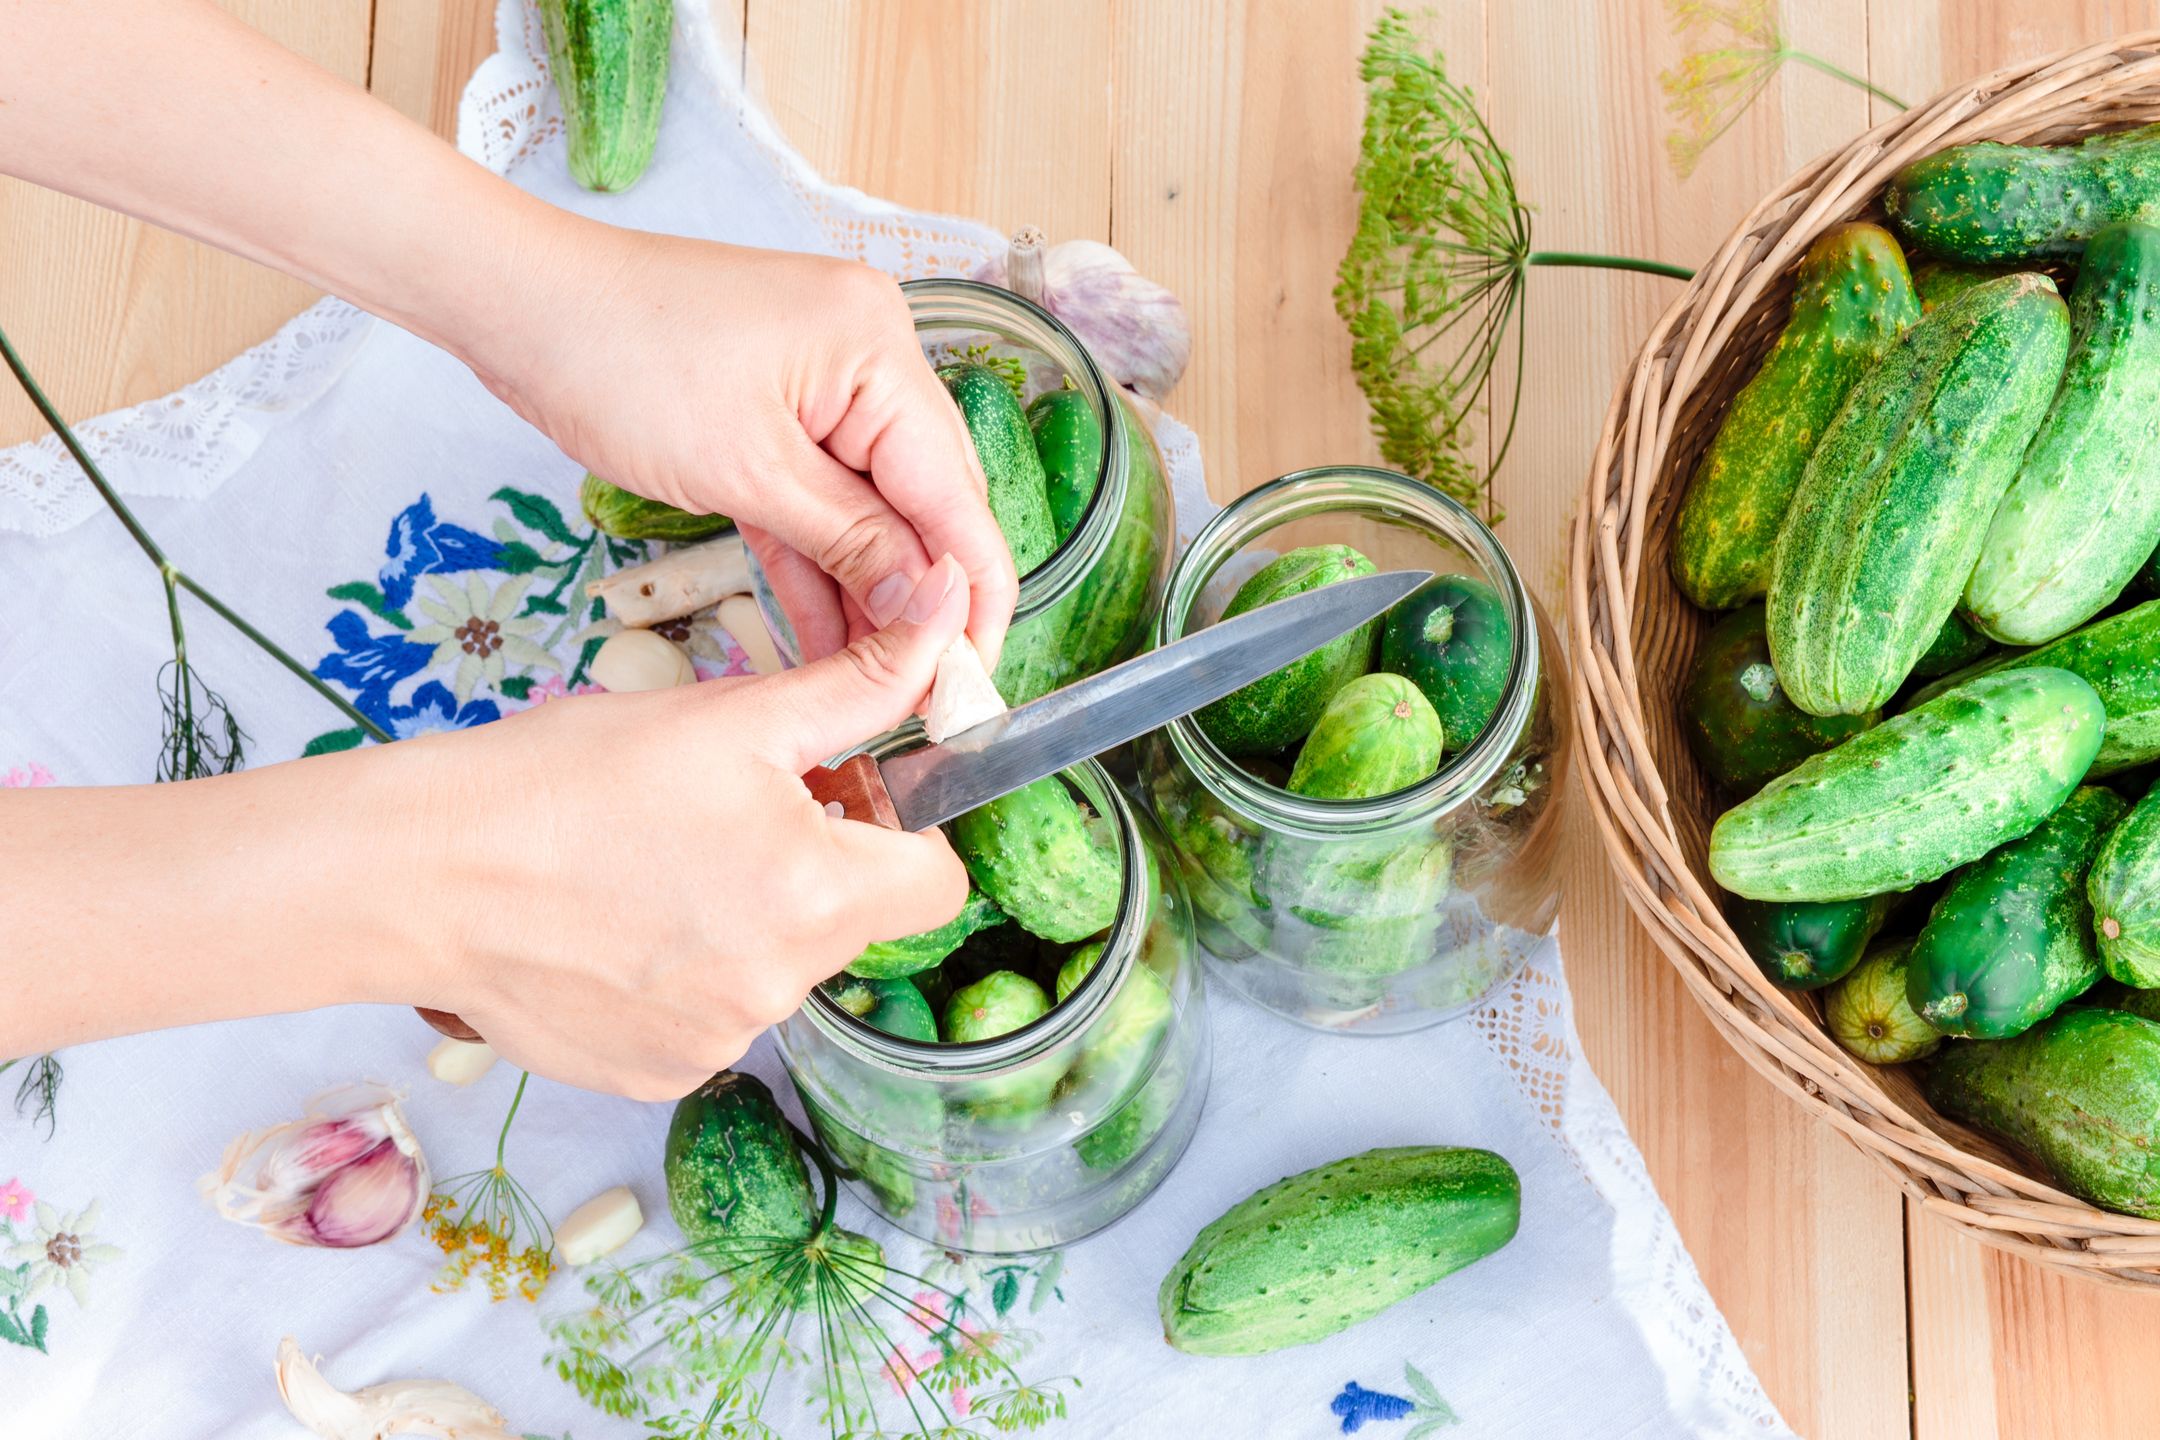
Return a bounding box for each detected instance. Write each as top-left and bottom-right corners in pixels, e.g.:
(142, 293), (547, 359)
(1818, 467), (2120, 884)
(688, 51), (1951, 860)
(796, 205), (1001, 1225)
(1153, 466), (1540, 838)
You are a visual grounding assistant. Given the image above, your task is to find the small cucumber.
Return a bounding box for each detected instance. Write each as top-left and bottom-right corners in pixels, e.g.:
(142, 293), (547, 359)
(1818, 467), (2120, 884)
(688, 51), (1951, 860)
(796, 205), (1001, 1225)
(1767, 273), (2070, 716)
(1377, 574), (1513, 751)
(1708, 667), (2106, 902)
(942, 970), (1067, 1121)
(539, 0), (672, 193)
(820, 974), (939, 1042)
(2089, 782), (2160, 987)
(1726, 892), (1893, 990)
(1194, 546), (1379, 756)
(1887, 124), (2160, 262)
(1924, 1007), (2160, 1218)
(1965, 223), (2160, 644)
(846, 890), (1006, 979)
(2091, 980), (2160, 1025)
(952, 777), (1120, 943)
(940, 362), (1057, 575)
(1286, 673), (1445, 799)
(1027, 388), (1104, 544)
(1913, 259), (2023, 312)
(664, 1072), (816, 1245)
(1145, 754), (1274, 958)
(1906, 785), (2123, 1037)
(1259, 830), (1452, 978)
(1159, 1146), (1520, 1356)
(1911, 610), (1994, 679)
(1680, 603), (1876, 794)
(580, 473), (729, 541)
(1670, 223), (1920, 609)
(1826, 939), (1943, 1065)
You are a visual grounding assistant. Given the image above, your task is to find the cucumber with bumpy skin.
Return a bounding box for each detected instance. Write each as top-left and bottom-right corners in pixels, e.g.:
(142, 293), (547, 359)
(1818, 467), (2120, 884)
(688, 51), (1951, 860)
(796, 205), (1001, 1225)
(846, 890), (1006, 979)
(821, 974), (939, 1042)
(664, 1072), (816, 1245)
(1194, 546), (1378, 756)
(1378, 574), (1514, 751)
(952, 777), (1120, 944)
(940, 362), (1057, 575)
(2088, 783), (2160, 987)
(1726, 892), (1892, 990)
(1286, 673), (1444, 799)
(540, 0), (672, 193)
(1913, 259), (2023, 312)
(1887, 125), (2160, 262)
(1028, 389), (1104, 544)
(580, 473), (729, 541)
(1827, 939), (1942, 1065)
(1680, 603), (1875, 794)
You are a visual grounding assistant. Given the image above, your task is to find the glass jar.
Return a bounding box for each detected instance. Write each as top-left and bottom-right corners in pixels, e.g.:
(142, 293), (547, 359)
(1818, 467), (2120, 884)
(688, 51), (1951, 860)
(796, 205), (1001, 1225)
(753, 278), (1174, 707)
(1138, 467), (1570, 1034)
(774, 738), (1209, 1254)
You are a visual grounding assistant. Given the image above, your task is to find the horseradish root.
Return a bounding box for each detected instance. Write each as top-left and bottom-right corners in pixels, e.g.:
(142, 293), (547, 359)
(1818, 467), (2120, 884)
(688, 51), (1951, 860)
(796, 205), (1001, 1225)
(587, 533), (750, 627)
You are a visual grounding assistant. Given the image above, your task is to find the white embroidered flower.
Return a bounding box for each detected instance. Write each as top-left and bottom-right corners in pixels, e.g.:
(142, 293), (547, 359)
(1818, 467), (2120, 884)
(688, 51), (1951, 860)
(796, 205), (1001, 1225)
(7, 1200), (120, 1307)
(409, 574), (560, 701)
(647, 607), (737, 670)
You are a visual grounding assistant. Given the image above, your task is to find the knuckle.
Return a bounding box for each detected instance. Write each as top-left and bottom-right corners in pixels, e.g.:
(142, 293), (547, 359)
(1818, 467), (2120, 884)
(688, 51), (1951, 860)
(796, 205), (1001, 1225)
(814, 512), (896, 589)
(839, 628), (911, 691)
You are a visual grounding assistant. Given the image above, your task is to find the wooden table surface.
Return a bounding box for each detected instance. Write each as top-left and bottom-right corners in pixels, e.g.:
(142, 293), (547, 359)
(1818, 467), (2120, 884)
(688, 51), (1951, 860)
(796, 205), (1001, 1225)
(7, 3), (2159, 1435)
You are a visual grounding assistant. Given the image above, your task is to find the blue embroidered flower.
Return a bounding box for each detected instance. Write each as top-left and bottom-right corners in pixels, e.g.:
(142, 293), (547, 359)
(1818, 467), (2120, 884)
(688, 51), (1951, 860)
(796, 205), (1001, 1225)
(313, 611), (434, 727)
(380, 493), (504, 610)
(385, 681), (501, 739)
(1332, 1383), (1415, 1434)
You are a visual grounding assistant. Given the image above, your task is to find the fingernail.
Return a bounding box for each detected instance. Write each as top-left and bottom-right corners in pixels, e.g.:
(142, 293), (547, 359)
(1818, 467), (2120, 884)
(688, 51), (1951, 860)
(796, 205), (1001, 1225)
(866, 571), (913, 626)
(904, 555), (962, 624)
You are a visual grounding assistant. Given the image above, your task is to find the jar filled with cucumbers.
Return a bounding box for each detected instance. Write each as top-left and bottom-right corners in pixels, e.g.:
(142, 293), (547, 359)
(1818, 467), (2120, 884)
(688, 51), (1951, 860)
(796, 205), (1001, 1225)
(1138, 467), (1569, 1033)
(750, 277), (1174, 706)
(773, 737), (1208, 1254)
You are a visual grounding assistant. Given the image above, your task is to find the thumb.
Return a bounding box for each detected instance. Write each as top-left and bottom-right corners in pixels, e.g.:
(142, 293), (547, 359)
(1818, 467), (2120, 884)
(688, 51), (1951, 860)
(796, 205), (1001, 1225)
(748, 553), (971, 773)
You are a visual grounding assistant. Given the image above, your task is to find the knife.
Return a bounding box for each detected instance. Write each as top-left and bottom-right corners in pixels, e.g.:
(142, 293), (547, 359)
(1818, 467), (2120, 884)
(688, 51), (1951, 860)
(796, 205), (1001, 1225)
(415, 567), (1432, 1042)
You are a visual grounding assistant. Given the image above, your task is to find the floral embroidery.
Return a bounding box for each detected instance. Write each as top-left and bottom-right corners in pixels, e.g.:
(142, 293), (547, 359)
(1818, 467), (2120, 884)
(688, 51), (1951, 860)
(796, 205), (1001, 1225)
(1, 1190), (120, 1353)
(408, 573), (561, 701)
(379, 493), (505, 612)
(0, 1181), (30, 1225)
(0, 763), (55, 789)
(1330, 1364), (1458, 1435)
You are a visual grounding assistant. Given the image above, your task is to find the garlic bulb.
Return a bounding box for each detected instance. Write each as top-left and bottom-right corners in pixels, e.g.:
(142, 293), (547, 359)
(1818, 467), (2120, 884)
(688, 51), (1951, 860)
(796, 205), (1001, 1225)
(276, 1337), (518, 1440)
(975, 227), (1192, 400)
(924, 636), (1007, 743)
(590, 628), (696, 692)
(201, 1085), (427, 1249)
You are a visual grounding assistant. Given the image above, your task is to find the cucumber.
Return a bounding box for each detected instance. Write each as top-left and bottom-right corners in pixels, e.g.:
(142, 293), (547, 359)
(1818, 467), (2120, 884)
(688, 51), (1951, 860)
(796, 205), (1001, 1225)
(1913, 259), (2024, 312)
(1707, 667), (2106, 902)
(579, 473), (728, 541)
(540, 0), (672, 193)
(942, 970), (1066, 1121)
(1680, 603), (1876, 794)
(1027, 389), (1104, 544)
(1259, 830), (1452, 978)
(1194, 546), (1379, 756)
(2088, 782), (2160, 987)
(1158, 1146), (1520, 1356)
(1377, 574), (1513, 751)
(1145, 754), (1274, 958)
(952, 777), (1120, 943)
(1906, 785), (2123, 1037)
(1726, 892), (1892, 990)
(1670, 223), (1920, 610)
(1054, 940), (1108, 1004)
(1911, 610), (1994, 679)
(664, 1072), (816, 1245)
(1924, 1007), (2160, 1218)
(1075, 1067), (1176, 1172)
(845, 889), (1006, 979)
(1826, 939), (1943, 1065)
(1286, 673), (1445, 799)
(820, 974), (938, 1042)
(1767, 274), (2070, 716)
(939, 362), (1057, 576)
(1965, 224), (2160, 644)
(1887, 124), (2160, 262)
(2090, 980), (2160, 1024)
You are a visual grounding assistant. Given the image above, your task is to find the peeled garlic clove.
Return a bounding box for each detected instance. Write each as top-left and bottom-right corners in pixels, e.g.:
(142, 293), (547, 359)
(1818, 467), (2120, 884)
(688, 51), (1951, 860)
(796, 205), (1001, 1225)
(276, 1336), (519, 1440)
(556, 1184), (643, 1266)
(586, 532), (751, 627)
(425, 1037), (496, 1086)
(717, 593), (784, 675)
(975, 229), (1192, 400)
(202, 1085), (428, 1249)
(924, 636), (1007, 743)
(590, 628), (695, 692)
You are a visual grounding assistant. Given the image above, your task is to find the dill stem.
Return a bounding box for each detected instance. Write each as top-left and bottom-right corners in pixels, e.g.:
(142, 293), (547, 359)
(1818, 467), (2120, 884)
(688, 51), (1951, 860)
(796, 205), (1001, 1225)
(1781, 48), (1907, 109)
(1527, 252), (1696, 280)
(496, 1070), (530, 1167)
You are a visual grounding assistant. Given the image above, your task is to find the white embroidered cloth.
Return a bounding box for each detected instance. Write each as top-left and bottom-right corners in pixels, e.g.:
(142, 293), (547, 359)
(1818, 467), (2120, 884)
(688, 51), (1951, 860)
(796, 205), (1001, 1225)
(0, 3), (1791, 1435)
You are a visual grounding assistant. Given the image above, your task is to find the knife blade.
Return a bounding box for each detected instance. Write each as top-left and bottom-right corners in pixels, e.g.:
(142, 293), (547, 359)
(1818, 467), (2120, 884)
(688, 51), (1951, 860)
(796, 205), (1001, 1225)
(812, 567), (1433, 832)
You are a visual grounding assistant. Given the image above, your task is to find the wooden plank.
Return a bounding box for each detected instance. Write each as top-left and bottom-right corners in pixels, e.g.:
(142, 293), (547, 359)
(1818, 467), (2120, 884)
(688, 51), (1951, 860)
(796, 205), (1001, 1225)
(367, 0), (503, 139)
(0, 1), (373, 447)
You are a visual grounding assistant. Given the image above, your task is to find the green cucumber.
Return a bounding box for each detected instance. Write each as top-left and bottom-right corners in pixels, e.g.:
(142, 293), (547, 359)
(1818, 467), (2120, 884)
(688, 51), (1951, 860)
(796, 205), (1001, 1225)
(1670, 223), (1920, 610)
(1377, 574), (1513, 751)
(2090, 980), (2160, 1024)
(1054, 940), (1107, 1004)
(1826, 939), (1943, 1065)
(1680, 603), (1876, 794)
(579, 473), (729, 541)
(1286, 673), (1444, 799)
(1913, 259), (2024, 312)
(1965, 223), (2160, 644)
(940, 362), (1057, 576)
(1027, 388), (1104, 544)
(2088, 782), (2160, 986)
(820, 974), (939, 1042)
(942, 970), (1050, 1042)
(663, 1072), (816, 1245)
(1159, 1146), (1520, 1356)
(1726, 893), (1892, 990)
(1767, 273), (2070, 716)
(1907, 785), (2123, 1037)
(1707, 667), (2106, 902)
(1194, 546), (1379, 756)
(540, 0), (672, 193)
(1911, 610), (1994, 679)
(1924, 1006), (2160, 1218)
(846, 890), (1006, 979)
(952, 777), (1120, 944)
(1887, 124), (2160, 262)
(1259, 830), (1452, 979)
(1146, 753), (1273, 958)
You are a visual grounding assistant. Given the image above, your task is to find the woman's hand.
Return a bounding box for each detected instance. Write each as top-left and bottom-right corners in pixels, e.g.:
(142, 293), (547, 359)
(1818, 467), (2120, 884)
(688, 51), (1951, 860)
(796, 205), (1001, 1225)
(472, 226), (1020, 669)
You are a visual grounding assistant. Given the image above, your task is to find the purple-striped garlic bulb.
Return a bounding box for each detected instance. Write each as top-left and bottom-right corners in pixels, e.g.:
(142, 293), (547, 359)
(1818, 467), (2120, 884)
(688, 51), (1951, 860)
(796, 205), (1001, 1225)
(975, 228), (1192, 401)
(201, 1084), (429, 1249)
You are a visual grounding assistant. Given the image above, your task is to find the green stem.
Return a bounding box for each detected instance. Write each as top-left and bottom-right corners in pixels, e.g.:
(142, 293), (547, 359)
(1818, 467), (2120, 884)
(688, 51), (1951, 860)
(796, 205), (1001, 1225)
(0, 322), (391, 745)
(1527, 251), (1696, 281)
(495, 1070), (531, 1167)
(1782, 49), (1908, 110)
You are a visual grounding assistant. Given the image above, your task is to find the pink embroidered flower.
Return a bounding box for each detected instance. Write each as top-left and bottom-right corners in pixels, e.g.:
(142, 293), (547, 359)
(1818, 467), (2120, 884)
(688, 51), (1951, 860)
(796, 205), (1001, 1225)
(1, 764), (55, 789)
(516, 674), (605, 708)
(880, 1341), (943, 1396)
(950, 1384), (972, 1419)
(0, 1178), (33, 1224)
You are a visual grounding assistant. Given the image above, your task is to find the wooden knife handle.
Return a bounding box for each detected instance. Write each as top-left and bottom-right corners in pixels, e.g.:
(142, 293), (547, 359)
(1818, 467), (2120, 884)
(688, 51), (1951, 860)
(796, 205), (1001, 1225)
(413, 755), (902, 1044)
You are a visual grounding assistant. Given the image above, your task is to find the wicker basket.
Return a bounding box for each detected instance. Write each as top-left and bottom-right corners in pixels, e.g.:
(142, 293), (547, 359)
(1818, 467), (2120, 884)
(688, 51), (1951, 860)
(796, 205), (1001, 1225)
(1568, 32), (2160, 1287)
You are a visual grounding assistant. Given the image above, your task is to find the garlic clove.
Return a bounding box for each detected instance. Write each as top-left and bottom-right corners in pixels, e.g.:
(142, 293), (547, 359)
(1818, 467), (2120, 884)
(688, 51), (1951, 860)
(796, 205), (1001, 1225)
(555, 1184), (643, 1266)
(717, 593), (785, 675)
(590, 628), (696, 692)
(924, 636), (1008, 743)
(277, 1336), (520, 1440)
(586, 533), (750, 627)
(202, 1085), (428, 1250)
(285, 1139), (426, 1249)
(425, 1037), (497, 1086)
(975, 230), (1192, 400)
